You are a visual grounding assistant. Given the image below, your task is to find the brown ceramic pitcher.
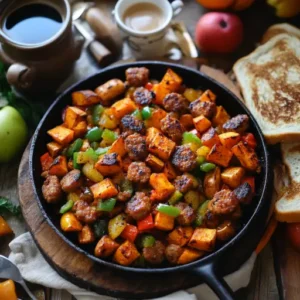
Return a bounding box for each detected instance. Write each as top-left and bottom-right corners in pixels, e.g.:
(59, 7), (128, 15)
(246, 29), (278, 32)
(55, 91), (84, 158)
(0, 0), (84, 93)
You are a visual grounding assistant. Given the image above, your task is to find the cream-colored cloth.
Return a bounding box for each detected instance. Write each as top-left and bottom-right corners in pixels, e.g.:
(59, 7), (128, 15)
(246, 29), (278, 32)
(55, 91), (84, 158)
(9, 232), (256, 300)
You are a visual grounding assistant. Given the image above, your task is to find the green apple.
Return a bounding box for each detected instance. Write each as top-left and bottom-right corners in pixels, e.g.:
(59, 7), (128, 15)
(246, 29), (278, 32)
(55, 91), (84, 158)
(0, 106), (28, 163)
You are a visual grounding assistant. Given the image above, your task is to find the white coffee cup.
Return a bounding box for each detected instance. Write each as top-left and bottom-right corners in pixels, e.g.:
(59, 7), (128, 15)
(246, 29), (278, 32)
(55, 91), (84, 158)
(114, 0), (184, 58)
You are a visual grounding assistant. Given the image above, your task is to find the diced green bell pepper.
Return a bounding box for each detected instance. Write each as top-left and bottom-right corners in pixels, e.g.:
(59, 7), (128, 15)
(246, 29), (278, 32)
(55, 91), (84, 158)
(141, 235), (155, 248)
(194, 200), (209, 227)
(182, 132), (202, 146)
(73, 152), (81, 169)
(200, 162), (216, 172)
(76, 148), (99, 164)
(120, 178), (133, 195)
(92, 104), (104, 125)
(133, 255), (146, 267)
(85, 127), (103, 142)
(131, 109), (142, 120)
(141, 106), (152, 120)
(59, 200), (74, 214)
(90, 141), (99, 150)
(95, 146), (110, 156)
(102, 129), (118, 144)
(97, 198), (117, 212)
(157, 204), (180, 217)
(168, 190), (183, 205)
(66, 138), (83, 158)
(93, 219), (108, 239)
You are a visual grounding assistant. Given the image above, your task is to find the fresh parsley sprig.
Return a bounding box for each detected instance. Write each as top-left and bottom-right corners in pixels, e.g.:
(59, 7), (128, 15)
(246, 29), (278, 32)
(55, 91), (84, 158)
(0, 197), (21, 217)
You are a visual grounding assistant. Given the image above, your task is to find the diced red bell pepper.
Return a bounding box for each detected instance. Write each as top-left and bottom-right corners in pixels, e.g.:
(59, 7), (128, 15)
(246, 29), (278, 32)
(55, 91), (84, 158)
(137, 214), (154, 231)
(242, 133), (257, 149)
(121, 224), (138, 242)
(40, 152), (54, 172)
(145, 82), (153, 91)
(242, 176), (255, 193)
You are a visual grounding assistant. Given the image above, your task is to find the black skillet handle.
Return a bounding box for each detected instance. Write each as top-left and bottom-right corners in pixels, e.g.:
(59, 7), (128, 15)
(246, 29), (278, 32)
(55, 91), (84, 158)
(190, 262), (235, 300)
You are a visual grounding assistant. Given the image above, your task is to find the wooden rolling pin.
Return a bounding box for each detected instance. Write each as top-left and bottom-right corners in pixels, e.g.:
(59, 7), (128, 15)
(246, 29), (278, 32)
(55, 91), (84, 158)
(85, 7), (122, 55)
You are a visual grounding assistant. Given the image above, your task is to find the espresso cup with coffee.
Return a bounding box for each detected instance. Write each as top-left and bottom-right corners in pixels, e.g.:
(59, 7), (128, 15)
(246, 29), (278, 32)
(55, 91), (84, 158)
(114, 0), (184, 58)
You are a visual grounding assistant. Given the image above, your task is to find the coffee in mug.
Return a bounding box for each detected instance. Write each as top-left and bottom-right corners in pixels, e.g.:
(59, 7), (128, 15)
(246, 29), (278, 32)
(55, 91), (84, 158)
(4, 3), (63, 45)
(122, 3), (164, 33)
(114, 0), (184, 58)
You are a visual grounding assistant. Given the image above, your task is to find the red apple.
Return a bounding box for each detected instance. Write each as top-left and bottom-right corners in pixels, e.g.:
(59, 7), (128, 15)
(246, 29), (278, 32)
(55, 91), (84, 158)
(195, 12), (244, 54)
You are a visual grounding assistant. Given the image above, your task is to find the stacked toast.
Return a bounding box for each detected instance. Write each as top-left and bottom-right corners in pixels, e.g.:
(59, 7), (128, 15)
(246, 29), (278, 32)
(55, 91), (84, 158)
(233, 23), (300, 222)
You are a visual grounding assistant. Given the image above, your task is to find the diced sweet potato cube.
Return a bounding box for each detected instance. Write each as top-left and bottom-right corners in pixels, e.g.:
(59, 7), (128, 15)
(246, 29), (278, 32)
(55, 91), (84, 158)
(201, 127), (221, 148)
(146, 127), (160, 143)
(72, 90), (100, 106)
(111, 98), (137, 119)
(150, 190), (173, 202)
(113, 240), (140, 266)
(150, 173), (175, 197)
(154, 212), (175, 231)
(188, 228), (217, 252)
(95, 235), (119, 257)
(49, 155), (68, 177)
(90, 178), (118, 199)
(95, 79), (125, 105)
(47, 142), (63, 157)
(206, 144), (233, 167)
(73, 121), (87, 138)
(64, 106), (86, 129)
(212, 106), (230, 127)
(78, 225), (95, 244)
(177, 248), (204, 265)
(232, 142), (259, 171)
(145, 108), (167, 129)
(107, 137), (127, 157)
(147, 129), (176, 161)
(193, 116), (211, 133)
(95, 153), (122, 176)
(162, 68), (183, 91)
(154, 69), (183, 105)
(48, 125), (74, 145)
(200, 89), (216, 102)
(221, 167), (245, 188)
(168, 226), (194, 246)
(164, 161), (177, 180)
(219, 132), (241, 149)
(180, 114), (194, 130)
(146, 154), (164, 172)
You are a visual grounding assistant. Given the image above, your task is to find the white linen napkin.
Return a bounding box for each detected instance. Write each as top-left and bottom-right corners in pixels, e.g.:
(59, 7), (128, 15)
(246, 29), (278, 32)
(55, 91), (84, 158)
(9, 232), (256, 300)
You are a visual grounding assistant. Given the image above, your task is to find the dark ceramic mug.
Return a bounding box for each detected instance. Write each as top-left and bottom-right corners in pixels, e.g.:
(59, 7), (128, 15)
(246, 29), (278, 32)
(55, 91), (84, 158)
(0, 0), (84, 93)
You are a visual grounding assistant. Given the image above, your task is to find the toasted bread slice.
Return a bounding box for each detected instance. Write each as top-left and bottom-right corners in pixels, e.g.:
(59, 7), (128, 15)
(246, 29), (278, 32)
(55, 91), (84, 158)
(234, 34), (300, 144)
(275, 143), (300, 223)
(262, 23), (300, 44)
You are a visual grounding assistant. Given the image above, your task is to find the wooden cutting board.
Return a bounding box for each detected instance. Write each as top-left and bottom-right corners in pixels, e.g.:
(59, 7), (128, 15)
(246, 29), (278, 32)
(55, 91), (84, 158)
(17, 65), (255, 299)
(17, 65), (296, 299)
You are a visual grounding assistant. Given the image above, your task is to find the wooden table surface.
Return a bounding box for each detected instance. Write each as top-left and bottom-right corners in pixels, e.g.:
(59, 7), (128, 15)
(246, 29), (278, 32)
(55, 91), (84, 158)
(1, 0), (299, 299)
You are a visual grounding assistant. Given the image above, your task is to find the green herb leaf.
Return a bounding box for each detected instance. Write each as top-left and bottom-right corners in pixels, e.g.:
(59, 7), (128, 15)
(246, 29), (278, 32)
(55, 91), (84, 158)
(0, 197), (21, 216)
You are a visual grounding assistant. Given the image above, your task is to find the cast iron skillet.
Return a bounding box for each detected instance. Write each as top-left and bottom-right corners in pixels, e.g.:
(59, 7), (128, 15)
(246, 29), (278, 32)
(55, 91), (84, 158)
(30, 62), (273, 299)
